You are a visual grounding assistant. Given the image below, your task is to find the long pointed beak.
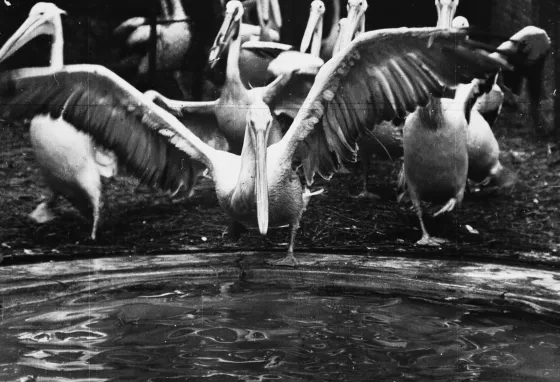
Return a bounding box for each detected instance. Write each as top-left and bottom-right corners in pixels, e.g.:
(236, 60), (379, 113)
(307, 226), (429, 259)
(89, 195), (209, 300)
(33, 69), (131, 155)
(300, 7), (322, 53)
(208, 11), (238, 68)
(255, 129), (269, 235)
(269, 0), (282, 28)
(256, 0), (269, 25)
(0, 15), (51, 63)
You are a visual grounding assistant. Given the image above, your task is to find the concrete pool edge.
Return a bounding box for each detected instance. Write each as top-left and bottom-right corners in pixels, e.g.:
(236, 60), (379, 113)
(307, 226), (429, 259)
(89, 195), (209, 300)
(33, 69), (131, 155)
(1, 252), (559, 320)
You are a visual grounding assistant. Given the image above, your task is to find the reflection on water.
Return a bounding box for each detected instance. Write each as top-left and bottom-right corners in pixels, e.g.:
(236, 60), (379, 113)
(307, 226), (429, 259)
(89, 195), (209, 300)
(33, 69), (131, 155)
(1, 280), (560, 381)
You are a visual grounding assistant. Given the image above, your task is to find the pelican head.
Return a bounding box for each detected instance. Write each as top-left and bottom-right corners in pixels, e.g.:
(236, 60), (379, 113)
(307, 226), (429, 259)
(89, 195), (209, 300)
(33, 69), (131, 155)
(334, 0), (368, 54)
(247, 101), (273, 235)
(209, 1), (243, 68)
(435, 0), (459, 28)
(452, 16), (469, 28)
(300, 0), (326, 54)
(0, 3), (66, 67)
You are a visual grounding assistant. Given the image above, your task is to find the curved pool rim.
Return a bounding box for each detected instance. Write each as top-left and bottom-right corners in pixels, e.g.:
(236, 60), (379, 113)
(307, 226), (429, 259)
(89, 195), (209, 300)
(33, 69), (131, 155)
(2, 251), (559, 319)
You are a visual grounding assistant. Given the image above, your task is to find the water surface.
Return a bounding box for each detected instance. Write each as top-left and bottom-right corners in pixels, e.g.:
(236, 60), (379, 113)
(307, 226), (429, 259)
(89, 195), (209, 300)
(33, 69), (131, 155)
(1, 280), (559, 381)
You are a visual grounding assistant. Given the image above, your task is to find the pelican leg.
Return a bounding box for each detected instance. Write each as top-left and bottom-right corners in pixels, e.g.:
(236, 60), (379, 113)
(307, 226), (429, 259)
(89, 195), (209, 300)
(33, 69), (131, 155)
(409, 188), (447, 246)
(74, 166), (103, 241)
(353, 150), (380, 200)
(269, 220), (300, 267)
(90, 197), (101, 241)
(29, 193), (59, 224)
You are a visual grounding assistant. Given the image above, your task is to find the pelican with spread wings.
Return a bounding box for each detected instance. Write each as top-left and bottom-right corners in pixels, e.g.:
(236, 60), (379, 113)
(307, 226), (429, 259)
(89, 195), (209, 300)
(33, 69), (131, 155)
(0, 2), (222, 239)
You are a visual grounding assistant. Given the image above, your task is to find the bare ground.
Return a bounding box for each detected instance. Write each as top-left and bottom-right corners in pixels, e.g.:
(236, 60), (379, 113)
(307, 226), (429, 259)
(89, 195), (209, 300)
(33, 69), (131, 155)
(1, 103), (559, 265)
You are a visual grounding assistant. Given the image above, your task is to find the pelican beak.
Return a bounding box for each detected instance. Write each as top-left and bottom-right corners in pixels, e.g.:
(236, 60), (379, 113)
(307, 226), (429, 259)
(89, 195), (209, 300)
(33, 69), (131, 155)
(250, 113), (270, 235)
(209, 6), (241, 68)
(0, 12), (60, 63)
(256, 0), (269, 25)
(269, 0), (282, 28)
(300, 4), (323, 53)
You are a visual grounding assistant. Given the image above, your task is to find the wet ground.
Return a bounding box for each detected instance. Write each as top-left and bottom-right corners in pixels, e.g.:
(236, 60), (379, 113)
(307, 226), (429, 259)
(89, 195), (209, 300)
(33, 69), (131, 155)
(0, 102), (559, 263)
(2, 277), (560, 381)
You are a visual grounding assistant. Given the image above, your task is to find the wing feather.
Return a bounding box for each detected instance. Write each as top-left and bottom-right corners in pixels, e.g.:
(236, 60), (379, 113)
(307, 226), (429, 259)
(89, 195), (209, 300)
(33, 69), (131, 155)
(0, 65), (217, 194)
(277, 27), (510, 179)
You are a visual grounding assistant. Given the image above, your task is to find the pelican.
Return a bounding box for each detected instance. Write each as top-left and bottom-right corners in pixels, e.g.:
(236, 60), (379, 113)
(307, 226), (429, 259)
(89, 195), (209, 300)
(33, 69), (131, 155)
(216, 0), (290, 89)
(113, 0), (193, 98)
(453, 15), (549, 190)
(402, 0), (475, 246)
(467, 26), (550, 189)
(298, 0), (342, 61)
(149, 24), (510, 264)
(145, 1), (295, 155)
(0, 3), (224, 239)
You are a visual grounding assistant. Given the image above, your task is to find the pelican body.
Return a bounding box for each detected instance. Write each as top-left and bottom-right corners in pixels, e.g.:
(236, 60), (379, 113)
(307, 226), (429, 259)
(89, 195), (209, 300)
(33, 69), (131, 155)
(467, 110), (516, 188)
(404, 86), (472, 232)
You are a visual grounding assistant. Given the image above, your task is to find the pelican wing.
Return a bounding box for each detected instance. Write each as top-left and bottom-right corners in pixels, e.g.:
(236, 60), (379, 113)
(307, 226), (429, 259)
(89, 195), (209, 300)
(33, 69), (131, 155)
(278, 27), (511, 183)
(0, 64), (221, 194)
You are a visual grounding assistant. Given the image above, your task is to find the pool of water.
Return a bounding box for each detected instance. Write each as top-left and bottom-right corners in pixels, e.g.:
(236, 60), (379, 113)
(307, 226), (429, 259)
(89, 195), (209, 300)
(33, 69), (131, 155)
(1, 278), (560, 381)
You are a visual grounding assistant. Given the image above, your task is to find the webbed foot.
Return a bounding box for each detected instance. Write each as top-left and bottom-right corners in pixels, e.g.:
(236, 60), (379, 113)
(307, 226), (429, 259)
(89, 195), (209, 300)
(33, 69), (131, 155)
(415, 235), (449, 246)
(267, 253), (298, 267)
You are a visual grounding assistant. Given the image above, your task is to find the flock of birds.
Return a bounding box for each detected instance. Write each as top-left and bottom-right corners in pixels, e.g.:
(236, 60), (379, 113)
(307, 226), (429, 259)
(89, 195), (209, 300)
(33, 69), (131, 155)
(0, 0), (551, 265)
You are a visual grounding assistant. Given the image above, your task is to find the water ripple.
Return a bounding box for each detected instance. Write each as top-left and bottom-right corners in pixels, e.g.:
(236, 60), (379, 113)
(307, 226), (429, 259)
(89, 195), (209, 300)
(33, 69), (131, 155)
(1, 281), (559, 381)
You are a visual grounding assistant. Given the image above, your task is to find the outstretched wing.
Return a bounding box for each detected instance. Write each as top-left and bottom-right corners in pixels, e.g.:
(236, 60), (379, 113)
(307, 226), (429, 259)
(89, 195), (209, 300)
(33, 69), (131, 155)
(276, 27), (512, 183)
(0, 64), (221, 194)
